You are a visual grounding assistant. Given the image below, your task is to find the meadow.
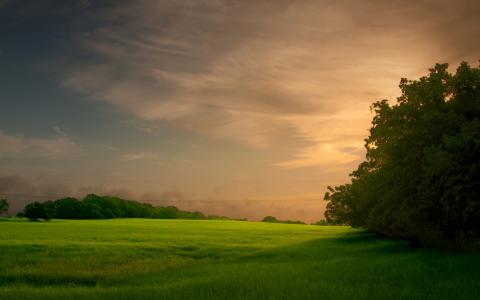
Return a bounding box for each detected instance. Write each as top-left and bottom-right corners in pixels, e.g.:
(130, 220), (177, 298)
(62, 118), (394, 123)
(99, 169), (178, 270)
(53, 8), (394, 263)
(0, 218), (479, 300)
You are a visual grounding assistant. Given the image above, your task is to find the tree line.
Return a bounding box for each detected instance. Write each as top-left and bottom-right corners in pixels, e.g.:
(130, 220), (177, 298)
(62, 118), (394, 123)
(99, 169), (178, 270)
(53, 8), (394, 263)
(16, 194), (244, 221)
(262, 215), (306, 224)
(324, 62), (480, 249)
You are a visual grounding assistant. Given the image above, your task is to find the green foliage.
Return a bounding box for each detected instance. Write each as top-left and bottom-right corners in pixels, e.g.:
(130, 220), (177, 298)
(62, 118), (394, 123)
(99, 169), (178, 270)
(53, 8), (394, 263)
(24, 202), (52, 221)
(152, 206), (180, 219)
(262, 215), (306, 224)
(0, 199), (8, 215)
(281, 220), (306, 225)
(19, 194), (237, 221)
(0, 219), (479, 300)
(311, 219), (334, 226)
(179, 210), (207, 219)
(262, 216), (278, 222)
(324, 62), (480, 248)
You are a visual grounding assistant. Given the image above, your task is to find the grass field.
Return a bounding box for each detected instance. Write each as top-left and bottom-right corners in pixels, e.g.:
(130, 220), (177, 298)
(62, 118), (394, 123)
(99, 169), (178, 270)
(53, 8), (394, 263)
(0, 219), (479, 299)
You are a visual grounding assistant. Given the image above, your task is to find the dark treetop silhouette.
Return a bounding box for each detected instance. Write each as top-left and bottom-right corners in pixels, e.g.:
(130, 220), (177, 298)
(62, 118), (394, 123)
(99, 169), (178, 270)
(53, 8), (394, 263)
(324, 62), (480, 249)
(18, 194), (241, 221)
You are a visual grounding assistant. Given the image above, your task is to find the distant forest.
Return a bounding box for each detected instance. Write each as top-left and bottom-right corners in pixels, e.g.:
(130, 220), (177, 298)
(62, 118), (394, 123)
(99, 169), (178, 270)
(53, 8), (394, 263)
(262, 215), (306, 225)
(16, 194), (244, 222)
(324, 62), (480, 249)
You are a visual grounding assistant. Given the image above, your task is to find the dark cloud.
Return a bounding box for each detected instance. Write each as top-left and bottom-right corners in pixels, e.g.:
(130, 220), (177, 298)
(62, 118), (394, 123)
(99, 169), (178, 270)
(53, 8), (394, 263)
(61, 0), (480, 156)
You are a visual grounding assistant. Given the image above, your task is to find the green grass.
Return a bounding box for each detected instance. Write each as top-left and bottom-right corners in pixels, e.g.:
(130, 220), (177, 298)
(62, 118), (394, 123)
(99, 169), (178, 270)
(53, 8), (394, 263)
(0, 219), (478, 299)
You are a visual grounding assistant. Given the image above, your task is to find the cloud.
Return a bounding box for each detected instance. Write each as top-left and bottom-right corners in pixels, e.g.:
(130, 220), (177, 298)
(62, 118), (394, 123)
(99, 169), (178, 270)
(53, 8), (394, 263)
(0, 0), (14, 9)
(61, 0), (480, 168)
(275, 109), (370, 169)
(120, 151), (163, 162)
(52, 126), (68, 138)
(121, 152), (146, 161)
(0, 127), (79, 159)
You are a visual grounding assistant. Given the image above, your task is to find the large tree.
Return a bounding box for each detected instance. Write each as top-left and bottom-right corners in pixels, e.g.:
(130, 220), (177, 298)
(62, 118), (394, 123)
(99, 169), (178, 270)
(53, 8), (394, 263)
(324, 62), (480, 248)
(24, 202), (51, 221)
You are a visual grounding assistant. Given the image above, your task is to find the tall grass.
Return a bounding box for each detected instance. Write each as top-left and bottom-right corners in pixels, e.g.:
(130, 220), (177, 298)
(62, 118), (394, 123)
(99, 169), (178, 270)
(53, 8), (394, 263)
(0, 219), (478, 299)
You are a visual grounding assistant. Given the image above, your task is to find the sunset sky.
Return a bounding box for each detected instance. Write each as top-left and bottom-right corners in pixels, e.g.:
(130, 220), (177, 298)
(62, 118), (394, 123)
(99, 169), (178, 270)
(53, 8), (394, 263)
(1, 0), (479, 221)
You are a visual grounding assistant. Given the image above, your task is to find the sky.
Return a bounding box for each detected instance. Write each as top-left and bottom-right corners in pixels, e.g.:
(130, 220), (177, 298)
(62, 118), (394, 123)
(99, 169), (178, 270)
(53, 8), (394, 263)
(1, 0), (479, 222)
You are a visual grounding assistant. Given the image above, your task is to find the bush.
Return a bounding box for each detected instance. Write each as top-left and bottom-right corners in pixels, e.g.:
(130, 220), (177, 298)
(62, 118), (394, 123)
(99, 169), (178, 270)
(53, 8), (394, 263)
(262, 216), (278, 223)
(262, 216), (305, 224)
(311, 220), (333, 226)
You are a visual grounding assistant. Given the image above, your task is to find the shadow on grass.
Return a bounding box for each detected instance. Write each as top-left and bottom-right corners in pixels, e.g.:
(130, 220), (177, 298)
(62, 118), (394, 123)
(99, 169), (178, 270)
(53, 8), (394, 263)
(238, 230), (416, 264)
(325, 231), (414, 254)
(0, 217), (29, 222)
(2, 227), (477, 292)
(0, 274), (97, 287)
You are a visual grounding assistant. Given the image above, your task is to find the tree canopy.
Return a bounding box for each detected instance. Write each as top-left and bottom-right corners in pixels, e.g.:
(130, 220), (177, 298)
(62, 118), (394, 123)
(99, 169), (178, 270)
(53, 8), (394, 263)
(24, 202), (51, 221)
(324, 62), (480, 248)
(19, 194), (239, 221)
(262, 215), (305, 224)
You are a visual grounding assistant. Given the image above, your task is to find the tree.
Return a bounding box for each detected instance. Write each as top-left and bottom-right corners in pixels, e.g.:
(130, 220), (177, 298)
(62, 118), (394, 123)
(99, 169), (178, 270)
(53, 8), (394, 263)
(82, 202), (104, 219)
(262, 216), (305, 224)
(83, 194), (120, 218)
(51, 197), (84, 219)
(262, 216), (278, 223)
(18, 195), (240, 221)
(0, 199), (8, 215)
(324, 62), (480, 248)
(24, 202), (51, 221)
(154, 206), (179, 219)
